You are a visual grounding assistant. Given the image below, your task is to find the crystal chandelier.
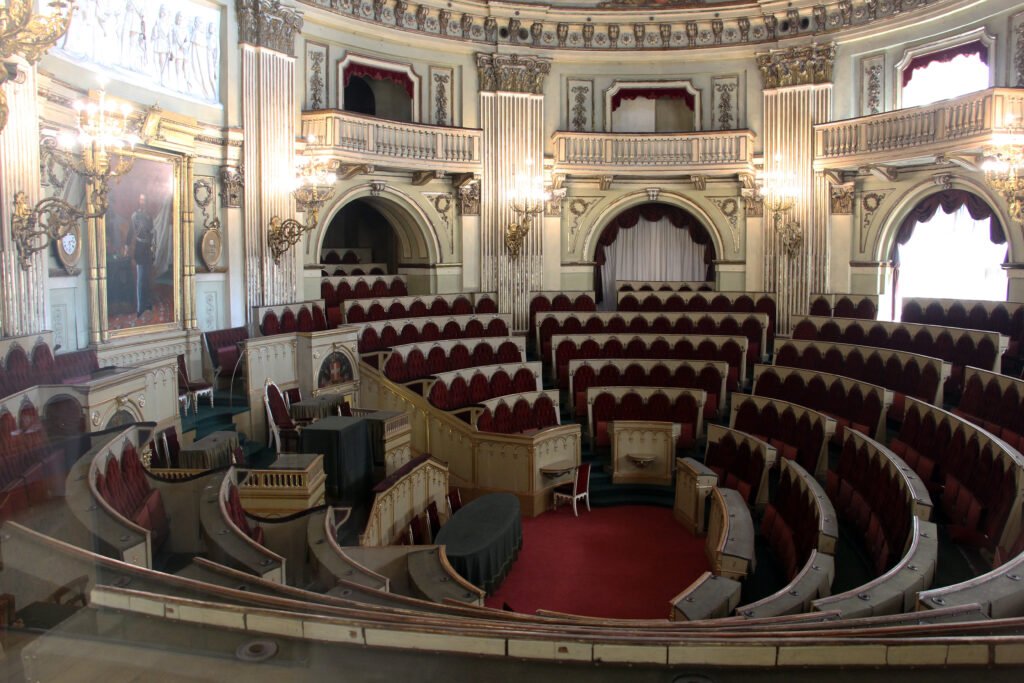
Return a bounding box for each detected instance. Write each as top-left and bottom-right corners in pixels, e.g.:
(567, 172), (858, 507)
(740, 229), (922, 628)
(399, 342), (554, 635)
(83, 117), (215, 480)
(982, 119), (1024, 223)
(268, 136), (337, 264)
(11, 87), (141, 269)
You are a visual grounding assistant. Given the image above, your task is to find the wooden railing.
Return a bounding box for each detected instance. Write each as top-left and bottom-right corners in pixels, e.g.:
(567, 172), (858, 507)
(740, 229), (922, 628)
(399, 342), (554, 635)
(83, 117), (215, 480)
(814, 88), (1024, 168)
(552, 129), (755, 173)
(300, 109), (482, 172)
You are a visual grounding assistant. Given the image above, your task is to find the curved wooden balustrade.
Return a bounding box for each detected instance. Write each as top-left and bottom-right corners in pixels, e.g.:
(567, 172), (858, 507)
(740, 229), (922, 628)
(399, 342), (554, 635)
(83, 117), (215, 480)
(552, 129), (755, 175)
(307, 507), (390, 591)
(199, 469), (285, 583)
(736, 550), (835, 619)
(706, 487), (755, 581)
(918, 549), (1024, 618)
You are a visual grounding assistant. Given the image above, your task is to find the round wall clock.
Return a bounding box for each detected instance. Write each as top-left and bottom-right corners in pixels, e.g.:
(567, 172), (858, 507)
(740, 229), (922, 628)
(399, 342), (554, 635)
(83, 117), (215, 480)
(55, 223), (82, 273)
(200, 226), (223, 271)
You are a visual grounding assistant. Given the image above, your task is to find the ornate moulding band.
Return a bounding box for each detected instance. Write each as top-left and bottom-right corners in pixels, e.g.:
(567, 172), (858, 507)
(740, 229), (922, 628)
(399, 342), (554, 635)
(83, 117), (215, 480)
(237, 0), (305, 56)
(756, 43), (836, 89)
(294, 0), (951, 53)
(476, 54), (551, 94)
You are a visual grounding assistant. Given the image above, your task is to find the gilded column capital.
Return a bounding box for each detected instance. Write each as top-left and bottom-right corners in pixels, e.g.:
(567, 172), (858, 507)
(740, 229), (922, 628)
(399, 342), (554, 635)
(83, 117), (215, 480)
(755, 42), (835, 90)
(237, 0), (304, 57)
(475, 53), (551, 95)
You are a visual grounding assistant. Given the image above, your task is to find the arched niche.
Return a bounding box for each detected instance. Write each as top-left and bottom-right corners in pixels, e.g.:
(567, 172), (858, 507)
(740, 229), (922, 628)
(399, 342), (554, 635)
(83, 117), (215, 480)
(312, 184), (442, 267)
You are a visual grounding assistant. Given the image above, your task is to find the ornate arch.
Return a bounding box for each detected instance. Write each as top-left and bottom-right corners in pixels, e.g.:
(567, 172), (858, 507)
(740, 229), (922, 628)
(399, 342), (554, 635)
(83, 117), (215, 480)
(580, 190), (727, 264)
(311, 183), (442, 264)
(872, 174), (1015, 263)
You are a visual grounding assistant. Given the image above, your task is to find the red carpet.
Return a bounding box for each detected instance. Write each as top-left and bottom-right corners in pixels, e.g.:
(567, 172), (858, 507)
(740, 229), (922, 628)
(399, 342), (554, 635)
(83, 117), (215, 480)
(486, 505), (710, 620)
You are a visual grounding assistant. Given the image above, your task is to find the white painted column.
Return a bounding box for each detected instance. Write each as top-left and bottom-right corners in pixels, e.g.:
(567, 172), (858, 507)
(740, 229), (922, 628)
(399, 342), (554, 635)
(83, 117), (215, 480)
(0, 60), (47, 337)
(241, 44), (297, 316)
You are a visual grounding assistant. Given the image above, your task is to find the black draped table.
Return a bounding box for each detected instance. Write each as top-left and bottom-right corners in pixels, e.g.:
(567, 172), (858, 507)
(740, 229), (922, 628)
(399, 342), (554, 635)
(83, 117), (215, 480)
(434, 493), (522, 593)
(178, 431), (239, 469)
(300, 416), (371, 502)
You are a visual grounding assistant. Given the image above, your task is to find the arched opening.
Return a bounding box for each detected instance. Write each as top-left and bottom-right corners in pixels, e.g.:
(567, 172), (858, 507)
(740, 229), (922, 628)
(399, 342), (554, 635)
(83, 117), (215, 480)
(890, 190), (1008, 316)
(343, 76), (376, 116)
(593, 202), (716, 309)
(321, 199), (400, 273)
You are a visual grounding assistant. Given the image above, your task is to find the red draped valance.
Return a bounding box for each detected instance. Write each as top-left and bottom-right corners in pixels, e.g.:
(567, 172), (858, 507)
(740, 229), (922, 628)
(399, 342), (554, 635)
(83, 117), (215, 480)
(902, 41), (988, 87)
(892, 190), (1005, 257)
(344, 63), (415, 98)
(610, 87), (695, 112)
(594, 203), (715, 303)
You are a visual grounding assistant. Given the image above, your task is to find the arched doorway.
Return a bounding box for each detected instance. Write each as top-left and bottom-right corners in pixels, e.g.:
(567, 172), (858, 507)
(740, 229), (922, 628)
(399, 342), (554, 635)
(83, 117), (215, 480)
(320, 199), (400, 274)
(343, 76), (376, 116)
(889, 190), (1008, 316)
(593, 202), (716, 309)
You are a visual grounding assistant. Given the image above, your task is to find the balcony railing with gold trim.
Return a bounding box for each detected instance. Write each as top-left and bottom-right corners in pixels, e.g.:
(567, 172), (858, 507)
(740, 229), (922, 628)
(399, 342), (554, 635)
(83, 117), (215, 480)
(551, 129), (755, 174)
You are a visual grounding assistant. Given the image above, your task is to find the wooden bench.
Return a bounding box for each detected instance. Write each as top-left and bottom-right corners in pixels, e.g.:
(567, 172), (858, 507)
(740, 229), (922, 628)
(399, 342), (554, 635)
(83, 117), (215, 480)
(358, 313), (512, 353)
(617, 290), (777, 342)
(425, 362), (543, 411)
(808, 293), (881, 320)
(344, 293), (484, 323)
(586, 385), (706, 450)
(618, 280), (714, 292)
(254, 299), (329, 335)
(903, 297), (1024, 372)
(704, 424), (777, 509)
(321, 262), (389, 276)
(473, 390), (561, 434)
(955, 366), (1024, 451)
(377, 337), (527, 384)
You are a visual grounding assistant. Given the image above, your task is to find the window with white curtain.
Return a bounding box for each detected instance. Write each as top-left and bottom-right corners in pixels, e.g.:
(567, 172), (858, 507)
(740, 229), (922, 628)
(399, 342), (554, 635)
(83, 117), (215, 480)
(901, 48), (989, 109)
(598, 216), (705, 309)
(895, 205), (1007, 314)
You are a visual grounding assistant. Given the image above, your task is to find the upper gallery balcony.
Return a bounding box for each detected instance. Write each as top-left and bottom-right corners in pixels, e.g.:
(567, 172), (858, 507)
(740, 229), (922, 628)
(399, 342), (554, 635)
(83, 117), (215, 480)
(814, 87), (1024, 171)
(551, 129), (756, 177)
(300, 109), (482, 174)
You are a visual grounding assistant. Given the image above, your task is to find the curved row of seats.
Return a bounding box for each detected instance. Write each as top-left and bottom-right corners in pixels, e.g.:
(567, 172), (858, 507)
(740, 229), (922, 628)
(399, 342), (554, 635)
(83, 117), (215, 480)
(808, 293), (879, 320)
(903, 297), (1024, 372)
(553, 334), (747, 390)
(321, 248), (366, 264)
(792, 315), (1001, 390)
(761, 460), (833, 582)
(321, 265), (387, 277)
(1, 342), (103, 398)
(617, 280), (714, 292)
(260, 305), (331, 335)
(773, 339), (945, 419)
(889, 398), (1023, 555)
(537, 311), (766, 361)
(383, 339), (524, 384)
(753, 365), (888, 443)
(527, 291), (597, 333)
(730, 394), (833, 478)
(358, 315), (510, 354)
(569, 359), (725, 419)
(704, 425), (772, 506)
(475, 392), (559, 434)
(321, 275), (408, 306)
(346, 295), (498, 323)
(616, 291), (777, 342)
(94, 441), (170, 551)
(955, 367), (1024, 450)
(828, 430), (932, 576)
(427, 365), (538, 411)
(588, 386), (704, 450)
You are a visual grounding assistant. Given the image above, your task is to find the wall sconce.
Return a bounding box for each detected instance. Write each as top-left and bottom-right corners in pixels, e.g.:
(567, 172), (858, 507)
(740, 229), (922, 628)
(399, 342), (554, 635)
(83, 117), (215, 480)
(11, 87), (140, 269)
(758, 164), (802, 255)
(0, 0), (73, 133)
(982, 115), (1024, 223)
(267, 136), (336, 264)
(506, 170), (550, 258)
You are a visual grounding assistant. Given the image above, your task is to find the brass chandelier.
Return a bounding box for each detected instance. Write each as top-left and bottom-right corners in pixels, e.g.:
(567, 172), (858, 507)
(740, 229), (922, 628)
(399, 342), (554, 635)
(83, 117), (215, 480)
(0, 0), (74, 132)
(12, 87), (140, 269)
(758, 163), (802, 255)
(506, 169), (550, 258)
(267, 136), (337, 264)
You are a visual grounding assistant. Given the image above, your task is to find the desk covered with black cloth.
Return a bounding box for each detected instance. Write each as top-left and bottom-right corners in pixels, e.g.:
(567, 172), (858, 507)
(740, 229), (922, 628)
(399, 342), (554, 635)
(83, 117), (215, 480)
(360, 410), (404, 466)
(300, 416), (371, 502)
(434, 493), (522, 593)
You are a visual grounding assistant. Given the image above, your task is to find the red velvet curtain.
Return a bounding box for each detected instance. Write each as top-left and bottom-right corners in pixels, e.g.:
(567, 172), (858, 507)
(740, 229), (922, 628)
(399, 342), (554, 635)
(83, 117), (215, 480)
(344, 63), (415, 98)
(611, 88), (695, 112)
(890, 190), (1005, 313)
(594, 203), (715, 303)
(902, 40), (988, 87)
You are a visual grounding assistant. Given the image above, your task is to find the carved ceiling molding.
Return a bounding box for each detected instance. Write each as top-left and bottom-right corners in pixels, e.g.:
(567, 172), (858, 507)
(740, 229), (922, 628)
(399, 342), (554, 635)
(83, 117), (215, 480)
(756, 42), (836, 89)
(238, 0), (305, 57)
(294, 0), (949, 53)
